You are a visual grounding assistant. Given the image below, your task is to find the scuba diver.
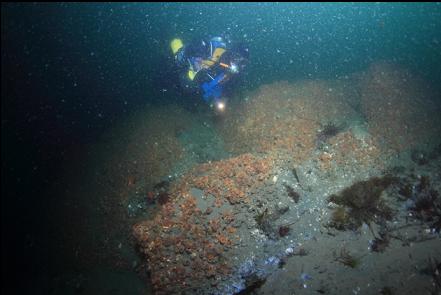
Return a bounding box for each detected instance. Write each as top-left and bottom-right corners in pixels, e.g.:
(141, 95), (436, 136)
(170, 36), (249, 111)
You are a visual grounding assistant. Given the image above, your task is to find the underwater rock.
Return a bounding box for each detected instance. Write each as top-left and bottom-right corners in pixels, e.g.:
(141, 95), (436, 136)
(359, 61), (441, 152)
(220, 80), (358, 162)
(133, 153), (276, 294)
(114, 104), (194, 191)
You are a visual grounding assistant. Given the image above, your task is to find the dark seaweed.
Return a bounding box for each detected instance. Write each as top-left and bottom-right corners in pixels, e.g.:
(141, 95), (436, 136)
(284, 184), (300, 203)
(255, 208), (275, 238)
(370, 231), (390, 253)
(335, 247), (360, 268)
(157, 192), (170, 205)
(316, 122), (345, 146)
(278, 225), (290, 237)
(406, 176), (441, 232)
(420, 257), (441, 294)
(327, 175), (397, 230)
(380, 287), (394, 295)
(292, 168), (300, 184)
(153, 180), (170, 191)
(236, 274), (267, 295)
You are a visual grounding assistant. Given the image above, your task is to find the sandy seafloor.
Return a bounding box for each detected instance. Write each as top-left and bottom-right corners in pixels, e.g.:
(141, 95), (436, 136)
(50, 61), (441, 295)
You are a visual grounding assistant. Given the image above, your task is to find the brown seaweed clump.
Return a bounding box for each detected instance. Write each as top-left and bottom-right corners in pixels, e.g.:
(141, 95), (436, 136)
(401, 175), (441, 233)
(335, 247), (360, 268)
(329, 207), (351, 230)
(328, 175), (397, 230)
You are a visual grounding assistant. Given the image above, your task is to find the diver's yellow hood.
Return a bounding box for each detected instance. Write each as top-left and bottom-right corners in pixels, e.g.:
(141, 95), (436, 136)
(170, 38), (183, 55)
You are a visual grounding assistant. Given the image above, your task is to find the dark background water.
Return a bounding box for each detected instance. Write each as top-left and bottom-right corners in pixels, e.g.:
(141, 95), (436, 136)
(2, 3), (441, 294)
